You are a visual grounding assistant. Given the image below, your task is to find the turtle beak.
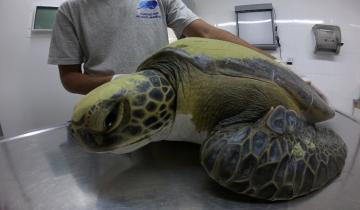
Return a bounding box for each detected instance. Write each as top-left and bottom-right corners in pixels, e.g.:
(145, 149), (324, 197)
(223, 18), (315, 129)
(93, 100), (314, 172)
(70, 125), (121, 152)
(70, 99), (133, 152)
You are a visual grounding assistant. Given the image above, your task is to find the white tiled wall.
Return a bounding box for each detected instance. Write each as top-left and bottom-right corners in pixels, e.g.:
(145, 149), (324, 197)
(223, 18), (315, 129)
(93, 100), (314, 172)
(192, 0), (360, 114)
(0, 0), (80, 138)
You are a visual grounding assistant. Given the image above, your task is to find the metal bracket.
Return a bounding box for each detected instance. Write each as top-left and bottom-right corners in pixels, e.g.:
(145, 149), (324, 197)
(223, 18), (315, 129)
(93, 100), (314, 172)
(0, 122), (4, 140)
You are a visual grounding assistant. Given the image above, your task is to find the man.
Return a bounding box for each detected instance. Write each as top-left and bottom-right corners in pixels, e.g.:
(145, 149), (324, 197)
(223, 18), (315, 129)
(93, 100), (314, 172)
(48, 0), (274, 95)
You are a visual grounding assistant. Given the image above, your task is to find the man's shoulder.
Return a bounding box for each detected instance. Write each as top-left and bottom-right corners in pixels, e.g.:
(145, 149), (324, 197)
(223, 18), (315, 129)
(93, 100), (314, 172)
(157, 0), (176, 8)
(58, 0), (87, 12)
(60, 0), (86, 6)
(157, 0), (190, 11)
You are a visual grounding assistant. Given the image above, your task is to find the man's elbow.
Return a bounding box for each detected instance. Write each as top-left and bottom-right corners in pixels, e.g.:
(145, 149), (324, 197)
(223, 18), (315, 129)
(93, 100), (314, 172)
(60, 77), (79, 94)
(183, 19), (213, 38)
(58, 65), (84, 94)
(195, 24), (212, 38)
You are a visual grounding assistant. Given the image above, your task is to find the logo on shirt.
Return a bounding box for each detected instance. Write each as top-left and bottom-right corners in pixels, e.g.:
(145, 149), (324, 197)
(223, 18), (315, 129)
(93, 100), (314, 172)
(137, 0), (158, 9)
(136, 0), (161, 19)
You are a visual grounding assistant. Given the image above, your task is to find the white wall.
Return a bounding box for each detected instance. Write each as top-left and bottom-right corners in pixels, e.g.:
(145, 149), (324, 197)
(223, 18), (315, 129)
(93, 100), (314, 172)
(0, 0), (81, 138)
(192, 0), (360, 114)
(0, 0), (360, 137)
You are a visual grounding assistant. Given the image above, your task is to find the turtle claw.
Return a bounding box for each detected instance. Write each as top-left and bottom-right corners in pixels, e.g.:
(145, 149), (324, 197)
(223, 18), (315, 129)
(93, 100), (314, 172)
(266, 106), (287, 134)
(285, 110), (299, 133)
(265, 105), (303, 134)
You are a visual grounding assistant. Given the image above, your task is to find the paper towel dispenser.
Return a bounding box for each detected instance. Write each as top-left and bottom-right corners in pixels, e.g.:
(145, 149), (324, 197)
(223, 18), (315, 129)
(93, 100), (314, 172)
(312, 24), (344, 54)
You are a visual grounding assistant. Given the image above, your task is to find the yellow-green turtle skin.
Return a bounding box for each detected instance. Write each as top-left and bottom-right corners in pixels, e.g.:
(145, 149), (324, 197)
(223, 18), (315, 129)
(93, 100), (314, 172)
(71, 37), (346, 201)
(138, 38), (334, 126)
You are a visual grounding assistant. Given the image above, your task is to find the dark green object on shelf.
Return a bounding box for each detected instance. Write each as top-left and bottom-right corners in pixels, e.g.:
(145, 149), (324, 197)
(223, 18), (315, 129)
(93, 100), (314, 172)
(354, 99), (360, 109)
(0, 122), (3, 139)
(33, 6), (57, 31)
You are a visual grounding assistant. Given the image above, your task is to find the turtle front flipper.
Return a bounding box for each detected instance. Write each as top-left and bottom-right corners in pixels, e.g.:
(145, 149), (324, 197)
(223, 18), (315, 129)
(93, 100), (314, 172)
(200, 105), (347, 201)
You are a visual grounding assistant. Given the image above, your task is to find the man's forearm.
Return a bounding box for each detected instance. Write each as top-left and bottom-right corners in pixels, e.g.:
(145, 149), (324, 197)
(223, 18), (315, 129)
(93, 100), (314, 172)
(184, 19), (275, 59)
(64, 74), (112, 95)
(205, 27), (276, 59)
(59, 65), (112, 95)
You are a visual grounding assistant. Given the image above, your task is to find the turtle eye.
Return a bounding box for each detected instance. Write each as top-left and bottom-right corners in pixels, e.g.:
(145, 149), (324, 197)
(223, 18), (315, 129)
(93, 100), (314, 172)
(104, 104), (120, 131)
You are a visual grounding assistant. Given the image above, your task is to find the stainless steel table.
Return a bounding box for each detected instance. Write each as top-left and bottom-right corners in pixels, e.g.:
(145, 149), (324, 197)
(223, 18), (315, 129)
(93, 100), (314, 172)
(1, 114), (360, 210)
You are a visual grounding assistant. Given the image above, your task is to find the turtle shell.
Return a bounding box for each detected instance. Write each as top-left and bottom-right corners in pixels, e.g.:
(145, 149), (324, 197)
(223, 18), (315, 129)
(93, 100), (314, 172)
(137, 38), (334, 123)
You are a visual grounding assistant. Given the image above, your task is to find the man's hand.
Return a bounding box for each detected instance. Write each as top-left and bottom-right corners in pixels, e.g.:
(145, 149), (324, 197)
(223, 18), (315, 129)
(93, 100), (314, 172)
(183, 19), (275, 59)
(59, 65), (112, 95)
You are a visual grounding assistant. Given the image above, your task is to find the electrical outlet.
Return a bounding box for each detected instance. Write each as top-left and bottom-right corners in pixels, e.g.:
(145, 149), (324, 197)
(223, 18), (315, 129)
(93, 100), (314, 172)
(286, 57), (294, 65)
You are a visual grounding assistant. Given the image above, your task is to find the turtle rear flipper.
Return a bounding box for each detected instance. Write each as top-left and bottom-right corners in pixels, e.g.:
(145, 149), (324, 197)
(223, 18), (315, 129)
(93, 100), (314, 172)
(200, 105), (347, 201)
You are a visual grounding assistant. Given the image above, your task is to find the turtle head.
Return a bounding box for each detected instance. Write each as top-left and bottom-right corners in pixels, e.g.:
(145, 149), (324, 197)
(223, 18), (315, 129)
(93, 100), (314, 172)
(70, 71), (176, 153)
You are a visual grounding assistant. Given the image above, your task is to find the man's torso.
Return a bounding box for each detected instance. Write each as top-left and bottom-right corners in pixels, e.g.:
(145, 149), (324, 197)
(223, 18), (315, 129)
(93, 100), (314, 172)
(61, 0), (170, 74)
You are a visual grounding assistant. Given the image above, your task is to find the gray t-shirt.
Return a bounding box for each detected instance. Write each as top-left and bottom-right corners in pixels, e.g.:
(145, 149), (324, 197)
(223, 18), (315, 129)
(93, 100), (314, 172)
(48, 0), (198, 74)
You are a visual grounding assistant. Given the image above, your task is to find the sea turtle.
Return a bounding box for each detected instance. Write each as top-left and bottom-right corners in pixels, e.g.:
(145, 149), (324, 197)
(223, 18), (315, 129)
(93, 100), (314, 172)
(70, 37), (347, 201)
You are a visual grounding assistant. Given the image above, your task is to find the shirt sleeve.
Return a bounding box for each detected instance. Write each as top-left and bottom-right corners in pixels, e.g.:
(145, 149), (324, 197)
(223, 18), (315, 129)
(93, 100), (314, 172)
(163, 0), (199, 38)
(48, 7), (83, 65)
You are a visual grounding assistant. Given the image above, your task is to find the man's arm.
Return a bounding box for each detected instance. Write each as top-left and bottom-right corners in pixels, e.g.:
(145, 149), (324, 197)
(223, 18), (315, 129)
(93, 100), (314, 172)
(59, 65), (112, 95)
(183, 19), (275, 59)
